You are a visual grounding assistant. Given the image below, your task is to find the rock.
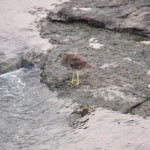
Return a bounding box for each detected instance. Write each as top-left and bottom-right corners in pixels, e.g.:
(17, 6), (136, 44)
(0, 56), (23, 74)
(23, 47), (48, 69)
(47, 0), (150, 37)
(24, 0), (150, 117)
(71, 104), (95, 117)
(71, 108), (150, 150)
(35, 16), (150, 116)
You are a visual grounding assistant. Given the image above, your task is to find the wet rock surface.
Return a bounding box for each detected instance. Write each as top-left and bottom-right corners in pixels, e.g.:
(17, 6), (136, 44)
(47, 0), (150, 37)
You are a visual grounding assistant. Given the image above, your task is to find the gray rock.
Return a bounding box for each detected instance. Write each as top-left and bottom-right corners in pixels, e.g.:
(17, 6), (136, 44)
(47, 0), (150, 37)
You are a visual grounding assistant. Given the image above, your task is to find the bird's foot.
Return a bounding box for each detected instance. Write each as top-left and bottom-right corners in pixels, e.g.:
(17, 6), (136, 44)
(67, 80), (81, 87)
(67, 80), (76, 87)
(76, 80), (81, 87)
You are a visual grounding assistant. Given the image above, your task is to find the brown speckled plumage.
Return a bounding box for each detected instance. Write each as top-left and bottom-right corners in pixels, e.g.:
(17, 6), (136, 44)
(59, 53), (91, 70)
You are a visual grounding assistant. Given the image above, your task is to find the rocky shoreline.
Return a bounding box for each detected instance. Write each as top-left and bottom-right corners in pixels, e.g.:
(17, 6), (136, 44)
(1, 0), (150, 116)
(23, 0), (150, 117)
(1, 0), (150, 149)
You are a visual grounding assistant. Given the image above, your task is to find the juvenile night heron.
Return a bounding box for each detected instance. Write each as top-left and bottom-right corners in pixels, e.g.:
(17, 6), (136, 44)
(55, 53), (91, 87)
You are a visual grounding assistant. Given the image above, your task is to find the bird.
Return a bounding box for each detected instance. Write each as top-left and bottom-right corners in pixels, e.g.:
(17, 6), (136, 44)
(55, 53), (91, 87)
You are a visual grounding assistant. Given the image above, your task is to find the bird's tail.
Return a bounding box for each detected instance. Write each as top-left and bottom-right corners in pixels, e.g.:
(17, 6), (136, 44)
(85, 63), (92, 68)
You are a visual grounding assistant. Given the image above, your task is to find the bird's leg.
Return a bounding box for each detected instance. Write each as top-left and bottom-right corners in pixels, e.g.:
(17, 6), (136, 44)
(67, 70), (81, 87)
(76, 71), (81, 87)
(67, 70), (76, 87)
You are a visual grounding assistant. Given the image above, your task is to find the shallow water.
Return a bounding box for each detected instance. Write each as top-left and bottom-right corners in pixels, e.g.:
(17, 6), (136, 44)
(0, 68), (73, 150)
